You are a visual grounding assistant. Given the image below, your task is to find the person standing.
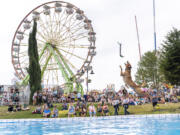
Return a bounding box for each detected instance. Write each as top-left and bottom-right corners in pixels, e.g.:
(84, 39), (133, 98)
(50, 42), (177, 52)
(112, 98), (119, 115)
(122, 97), (129, 115)
(84, 93), (88, 102)
(152, 95), (158, 109)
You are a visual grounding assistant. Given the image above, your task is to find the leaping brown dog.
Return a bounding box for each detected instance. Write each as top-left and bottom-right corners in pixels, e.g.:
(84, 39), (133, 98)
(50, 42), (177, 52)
(120, 61), (147, 97)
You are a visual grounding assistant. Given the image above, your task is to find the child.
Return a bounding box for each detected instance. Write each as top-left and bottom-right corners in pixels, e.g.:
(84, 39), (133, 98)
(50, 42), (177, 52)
(52, 105), (58, 118)
(43, 106), (51, 118)
(68, 103), (75, 117)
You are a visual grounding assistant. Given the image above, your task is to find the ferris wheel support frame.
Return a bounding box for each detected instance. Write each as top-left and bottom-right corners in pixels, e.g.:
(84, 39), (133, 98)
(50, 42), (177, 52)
(55, 48), (74, 77)
(41, 53), (53, 78)
(47, 43), (70, 82)
(47, 43), (83, 93)
(55, 48), (83, 94)
(21, 41), (83, 94)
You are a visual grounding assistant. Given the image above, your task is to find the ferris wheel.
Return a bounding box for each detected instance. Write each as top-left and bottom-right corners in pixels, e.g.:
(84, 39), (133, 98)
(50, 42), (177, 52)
(11, 1), (96, 93)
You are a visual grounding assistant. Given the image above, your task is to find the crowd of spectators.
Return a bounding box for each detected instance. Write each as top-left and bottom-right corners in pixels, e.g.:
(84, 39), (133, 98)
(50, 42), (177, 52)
(28, 86), (180, 117)
(0, 88), (20, 106)
(0, 87), (30, 112)
(32, 87), (180, 105)
(0, 86), (180, 116)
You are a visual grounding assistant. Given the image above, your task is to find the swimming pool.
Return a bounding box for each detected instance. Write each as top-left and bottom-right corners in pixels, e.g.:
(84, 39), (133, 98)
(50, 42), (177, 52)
(0, 114), (180, 135)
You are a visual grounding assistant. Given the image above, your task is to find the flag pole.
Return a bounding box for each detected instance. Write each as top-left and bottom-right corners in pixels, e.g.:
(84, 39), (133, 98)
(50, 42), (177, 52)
(135, 15), (142, 60)
(153, 0), (157, 52)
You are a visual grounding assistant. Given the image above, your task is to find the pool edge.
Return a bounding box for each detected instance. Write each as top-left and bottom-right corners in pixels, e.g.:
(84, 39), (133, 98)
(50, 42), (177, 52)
(0, 113), (180, 123)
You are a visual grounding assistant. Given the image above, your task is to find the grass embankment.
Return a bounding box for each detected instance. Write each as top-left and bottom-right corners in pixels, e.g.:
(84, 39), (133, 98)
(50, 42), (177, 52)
(0, 103), (180, 119)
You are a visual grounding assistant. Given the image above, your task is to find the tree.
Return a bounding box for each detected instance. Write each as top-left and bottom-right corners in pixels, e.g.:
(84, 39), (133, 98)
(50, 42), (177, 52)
(28, 20), (42, 104)
(159, 28), (180, 85)
(135, 51), (162, 89)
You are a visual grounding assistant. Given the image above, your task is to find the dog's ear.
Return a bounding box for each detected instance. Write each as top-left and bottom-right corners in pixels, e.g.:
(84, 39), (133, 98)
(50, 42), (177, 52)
(127, 61), (132, 67)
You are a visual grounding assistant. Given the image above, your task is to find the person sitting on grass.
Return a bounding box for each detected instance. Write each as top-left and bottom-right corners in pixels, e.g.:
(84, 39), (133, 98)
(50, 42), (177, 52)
(75, 101), (81, 113)
(172, 96), (178, 103)
(32, 105), (42, 114)
(15, 103), (21, 111)
(88, 103), (96, 117)
(43, 106), (51, 118)
(159, 96), (165, 104)
(47, 98), (53, 108)
(97, 103), (103, 116)
(81, 104), (87, 117)
(77, 92), (81, 101)
(7, 102), (14, 113)
(77, 105), (82, 116)
(101, 96), (106, 106)
(102, 103), (109, 116)
(52, 105), (58, 118)
(62, 102), (68, 110)
(41, 104), (46, 114)
(68, 103), (75, 117)
(71, 93), (75, 103)
(21, 104), (30, 111)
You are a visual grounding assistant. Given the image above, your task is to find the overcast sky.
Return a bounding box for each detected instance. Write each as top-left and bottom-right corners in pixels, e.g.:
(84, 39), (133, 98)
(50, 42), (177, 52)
(0, 0), (180, 91)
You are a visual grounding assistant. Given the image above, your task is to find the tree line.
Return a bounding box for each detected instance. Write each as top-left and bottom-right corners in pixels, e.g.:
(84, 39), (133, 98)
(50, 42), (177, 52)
(135, 28), (180, 89)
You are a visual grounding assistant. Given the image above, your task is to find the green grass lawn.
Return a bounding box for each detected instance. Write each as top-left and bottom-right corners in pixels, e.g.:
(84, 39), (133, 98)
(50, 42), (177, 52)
(0, 103), (180, 119)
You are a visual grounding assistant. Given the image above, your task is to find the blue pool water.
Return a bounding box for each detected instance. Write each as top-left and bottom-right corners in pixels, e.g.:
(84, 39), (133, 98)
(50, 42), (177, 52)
(0, 114), (180, 135)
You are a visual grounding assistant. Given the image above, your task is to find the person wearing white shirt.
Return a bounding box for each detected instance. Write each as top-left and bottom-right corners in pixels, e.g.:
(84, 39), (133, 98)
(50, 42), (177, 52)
(122, 97), (129, 115)
(88, 103), (96, 117)
(77, 92), (81, 101)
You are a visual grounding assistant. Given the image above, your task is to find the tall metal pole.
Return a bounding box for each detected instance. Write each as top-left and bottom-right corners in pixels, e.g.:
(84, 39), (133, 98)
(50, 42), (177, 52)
(86, 69), (89, 94)
(153, 0), (158, 89)
(135, 15), (142, 60)
(153, 0), (157, 52)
